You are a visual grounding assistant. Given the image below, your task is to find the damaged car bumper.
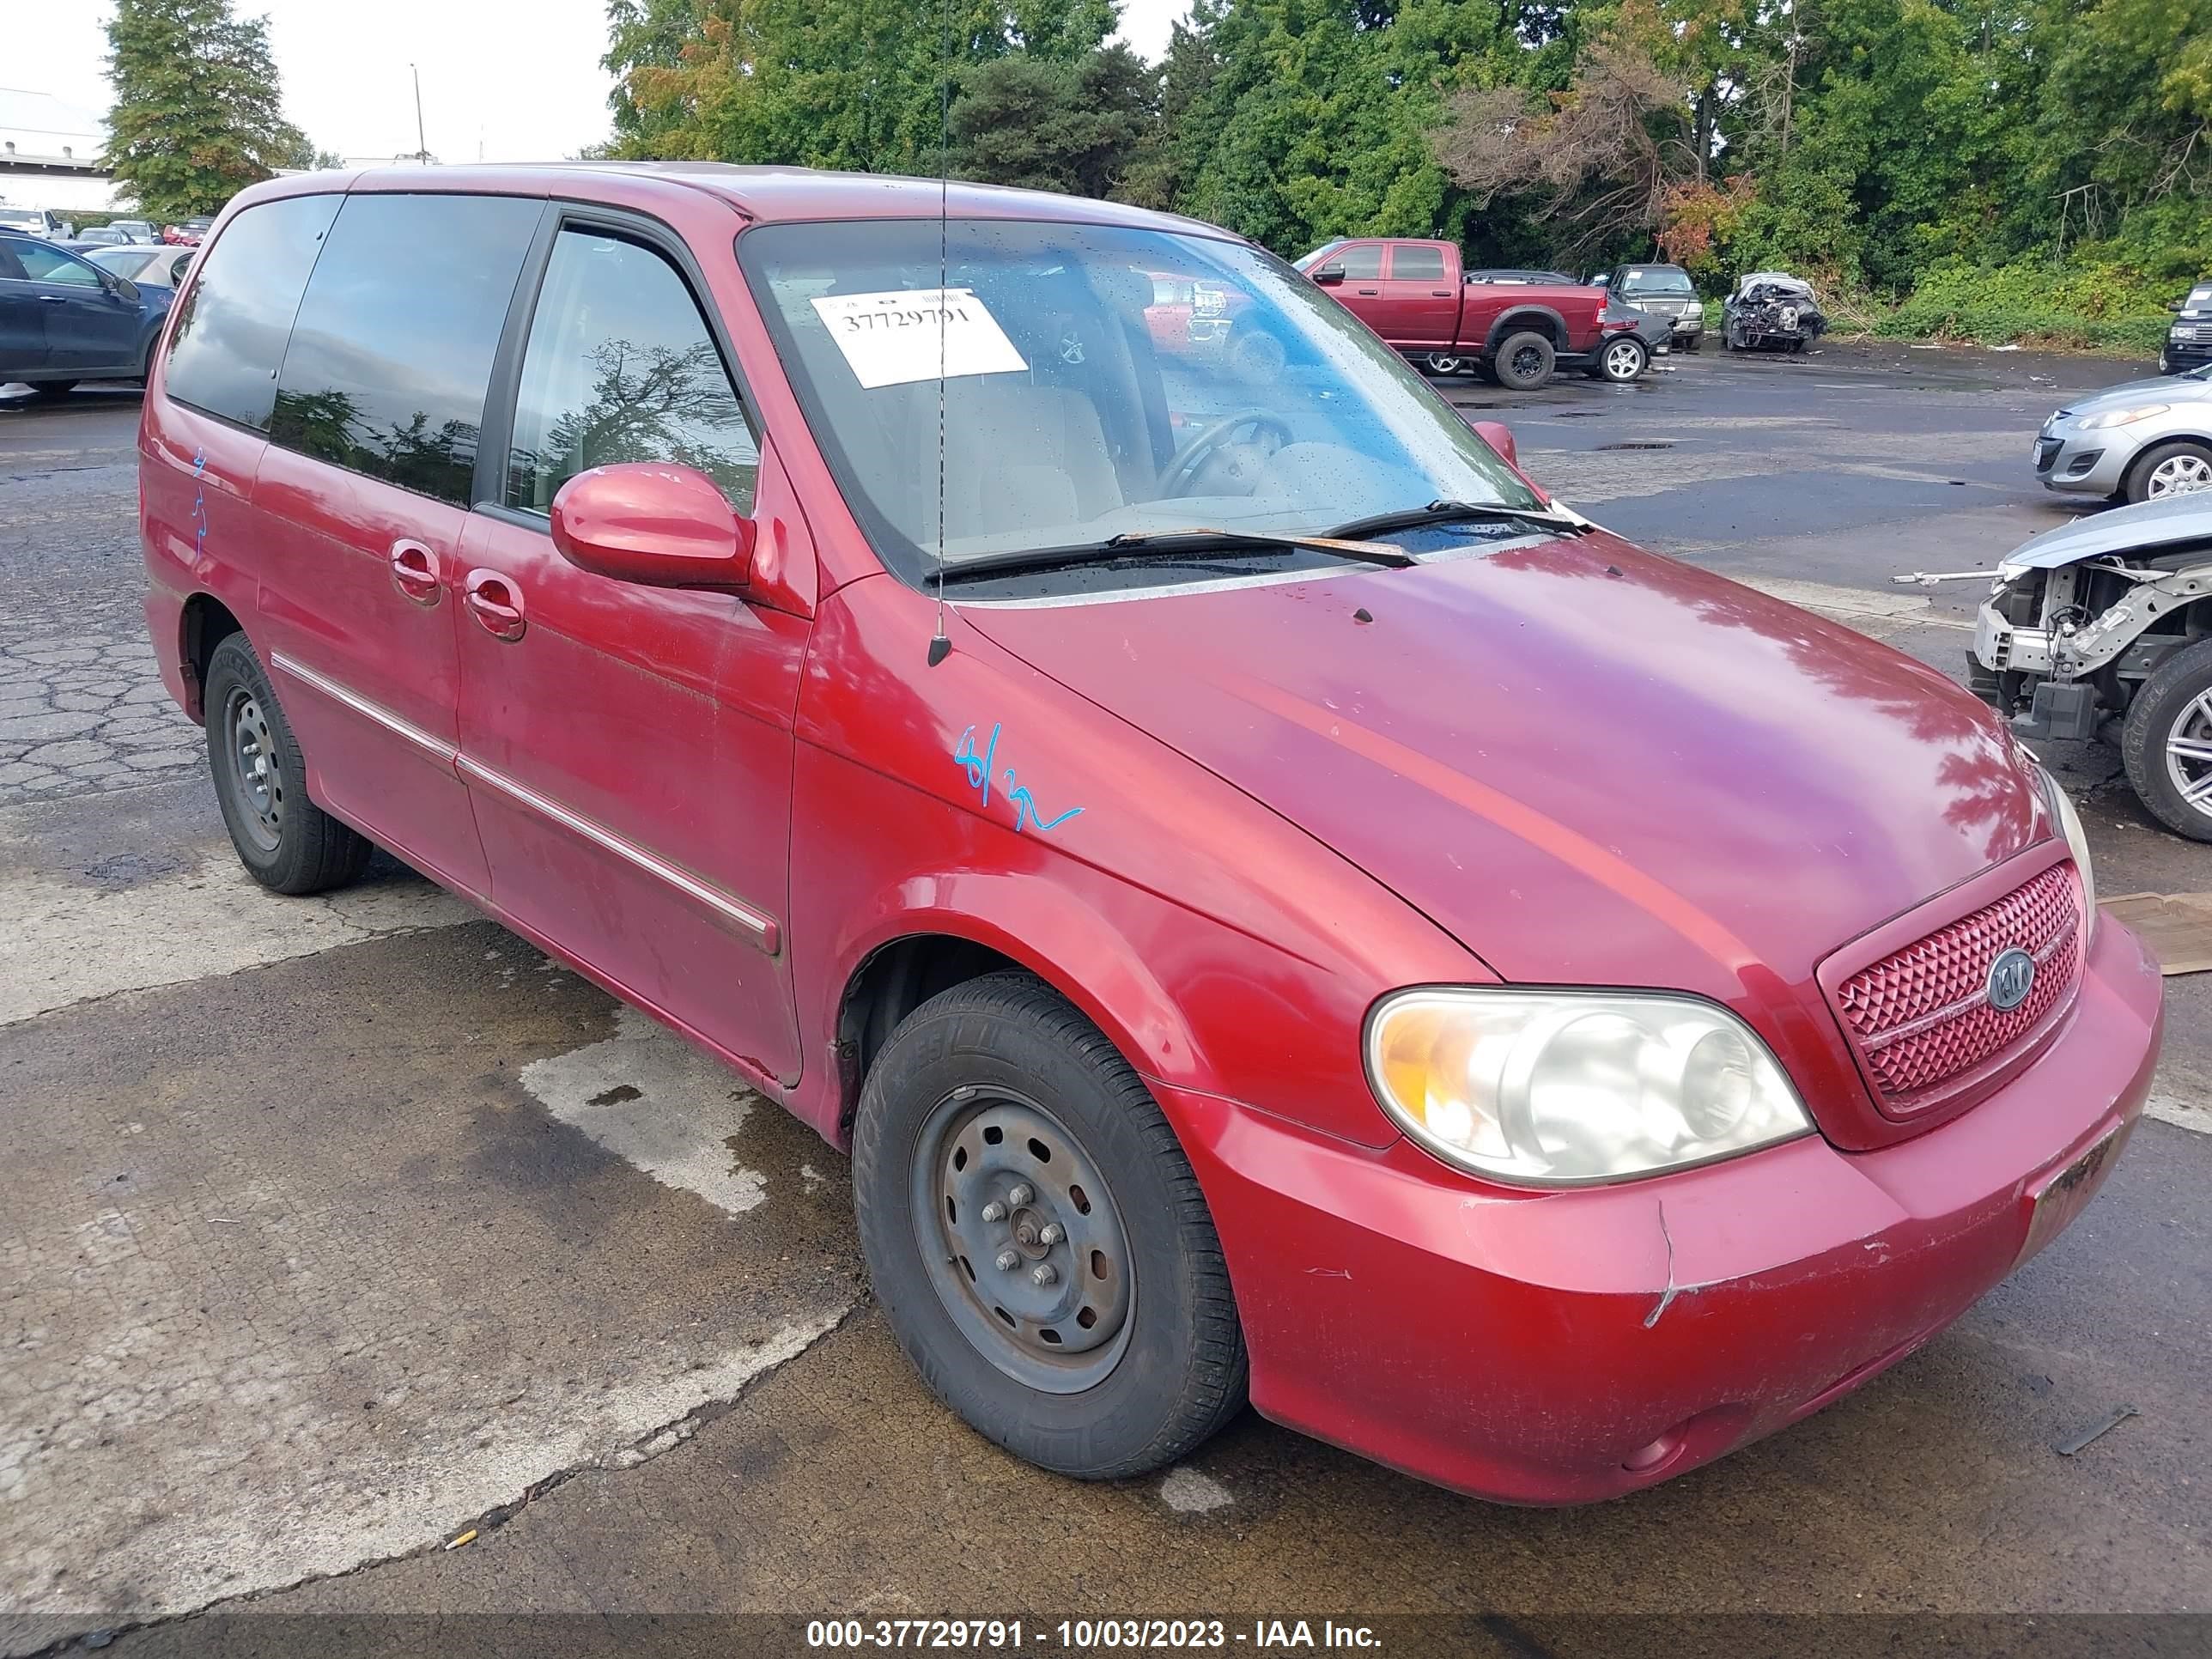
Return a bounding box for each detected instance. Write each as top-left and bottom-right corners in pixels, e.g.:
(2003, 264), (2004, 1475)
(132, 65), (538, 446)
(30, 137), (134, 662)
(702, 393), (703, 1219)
(1166, 919), (2160, 1505)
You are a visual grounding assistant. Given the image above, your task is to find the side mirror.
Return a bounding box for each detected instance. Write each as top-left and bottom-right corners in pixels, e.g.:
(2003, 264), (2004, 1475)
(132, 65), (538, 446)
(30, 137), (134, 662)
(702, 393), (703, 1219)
(550, 463), (757, 592)
(106, 274), (141, 305)
(1311, 265), (1346, 287)
(1468, 418), (1516, 466)
(2171, 301), (2185, 313)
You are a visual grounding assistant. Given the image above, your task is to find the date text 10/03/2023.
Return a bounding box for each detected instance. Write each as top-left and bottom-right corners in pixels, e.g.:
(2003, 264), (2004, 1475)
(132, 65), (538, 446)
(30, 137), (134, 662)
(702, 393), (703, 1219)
(954, 723), (1085, 835)
(806, 1619), (1383, 1650)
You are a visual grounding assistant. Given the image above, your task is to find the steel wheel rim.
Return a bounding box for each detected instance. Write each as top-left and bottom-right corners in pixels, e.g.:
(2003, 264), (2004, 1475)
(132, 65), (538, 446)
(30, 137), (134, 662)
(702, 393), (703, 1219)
(2147, 453), (2212, 496)
(222, 686), (283, 852)
(908, 1085), (1135, 1394)
(2166, 689), (2212, 822)
(1604, 341), (1644, 380)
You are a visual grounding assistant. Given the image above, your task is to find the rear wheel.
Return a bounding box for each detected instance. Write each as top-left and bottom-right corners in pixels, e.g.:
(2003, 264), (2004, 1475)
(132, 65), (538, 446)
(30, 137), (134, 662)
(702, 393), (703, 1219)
(1491, 330), (1556, 391)
(1424, 351), (1467, 376)
(852, 972), (1248, 1479)
(2122, 638), (2212, 841)
(2125, 439), (2212, 503)
(1596, 336), (1648, 383)
(204, 633), (374, 893)
(1229, 328), (1285, 377)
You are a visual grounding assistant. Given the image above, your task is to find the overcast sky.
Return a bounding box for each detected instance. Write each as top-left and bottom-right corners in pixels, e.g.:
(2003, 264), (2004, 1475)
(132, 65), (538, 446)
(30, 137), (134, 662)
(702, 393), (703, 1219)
(10, 0), (1194, 165)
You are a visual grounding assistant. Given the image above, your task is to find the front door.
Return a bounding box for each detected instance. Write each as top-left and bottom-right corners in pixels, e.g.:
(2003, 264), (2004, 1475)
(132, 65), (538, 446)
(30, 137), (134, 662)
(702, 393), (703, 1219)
(1375, 243), (1459, 349)
(456, 220), (805, 1085)
(1314, 242), (1389, 331)
(9, 240), (138, 373)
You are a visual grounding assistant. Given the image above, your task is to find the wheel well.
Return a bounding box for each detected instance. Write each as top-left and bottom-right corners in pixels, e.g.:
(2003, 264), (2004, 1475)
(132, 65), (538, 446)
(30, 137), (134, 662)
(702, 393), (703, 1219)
(179, 593), (243, 721)
(1490, 310), (1563, 349)
(835, 934), (1026, 1138)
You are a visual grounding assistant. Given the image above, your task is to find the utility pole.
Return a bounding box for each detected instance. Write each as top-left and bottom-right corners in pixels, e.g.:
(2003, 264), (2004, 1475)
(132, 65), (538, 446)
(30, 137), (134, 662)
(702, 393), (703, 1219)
(410, 64), (429, 164)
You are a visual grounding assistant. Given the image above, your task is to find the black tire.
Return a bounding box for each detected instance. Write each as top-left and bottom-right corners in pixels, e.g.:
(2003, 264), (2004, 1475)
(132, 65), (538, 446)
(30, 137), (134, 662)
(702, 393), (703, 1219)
(203, 632), (374, 893)
(1490, 330), (1556, 391)
(1596, 335), (1648, 384)
(853, 972), (1248, 1480)
(27, 380), (77, 398)
(1679, 333), (1702, 354)
(2124, 438), (2212, 504)
(2121, 636), (2212, 841)
(1229, 327), (1285, 377)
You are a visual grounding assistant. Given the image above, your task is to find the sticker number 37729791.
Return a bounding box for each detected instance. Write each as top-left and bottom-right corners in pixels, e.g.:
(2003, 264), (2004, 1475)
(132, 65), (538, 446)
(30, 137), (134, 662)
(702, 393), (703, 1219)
(953, 722), (1085, 835)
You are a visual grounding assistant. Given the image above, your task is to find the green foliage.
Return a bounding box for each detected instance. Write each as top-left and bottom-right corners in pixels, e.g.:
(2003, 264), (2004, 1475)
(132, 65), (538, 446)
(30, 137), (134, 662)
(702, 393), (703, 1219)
(1874, 257), (2183, 352)
(951, 46), (1158, 196)
(103, 0), (307, 222)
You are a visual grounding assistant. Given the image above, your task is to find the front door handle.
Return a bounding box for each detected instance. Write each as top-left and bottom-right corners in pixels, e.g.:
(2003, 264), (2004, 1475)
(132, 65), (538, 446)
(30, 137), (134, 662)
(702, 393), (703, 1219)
(464, 568), (526, 642)
(388, 538), (441, 605)
(1431, 290), (1452, 297)
(1355, 288), (1380, 296)
(37, 295), (67, 304)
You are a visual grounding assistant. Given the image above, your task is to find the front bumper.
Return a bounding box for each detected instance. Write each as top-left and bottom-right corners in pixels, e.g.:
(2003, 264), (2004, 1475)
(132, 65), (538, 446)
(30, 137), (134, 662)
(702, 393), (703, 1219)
(2162, 334), (2212, 374)
(1170, 916), (2162, 1504)
(2033, 422), (2142, 495)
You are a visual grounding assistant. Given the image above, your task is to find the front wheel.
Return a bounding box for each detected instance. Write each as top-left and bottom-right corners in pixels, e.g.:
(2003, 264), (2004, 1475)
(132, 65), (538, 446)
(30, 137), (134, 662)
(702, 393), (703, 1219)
(1597, 336), (1649, 383)
(204, 632), (374, 893)
(1491, 330), (1556, 391)
(2122, 638), (2212, 840)
(853, 973), (1248, 1480)
(1424, 351), (1467, 376)
(2125, 438), (2212, 503)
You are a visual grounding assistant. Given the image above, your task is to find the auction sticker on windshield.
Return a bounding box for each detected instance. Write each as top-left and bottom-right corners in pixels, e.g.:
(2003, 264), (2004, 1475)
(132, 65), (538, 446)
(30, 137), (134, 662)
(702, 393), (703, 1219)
(810, 287), (1029, 388)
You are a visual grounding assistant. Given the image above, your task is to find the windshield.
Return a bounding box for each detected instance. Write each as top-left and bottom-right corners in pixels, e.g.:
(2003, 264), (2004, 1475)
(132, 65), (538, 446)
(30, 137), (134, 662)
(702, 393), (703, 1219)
(739, 217), (1542, 585)
(1620, 268), (1694, 295)
(2186, 285), (2212, 312)
(0, 210), (41, 229)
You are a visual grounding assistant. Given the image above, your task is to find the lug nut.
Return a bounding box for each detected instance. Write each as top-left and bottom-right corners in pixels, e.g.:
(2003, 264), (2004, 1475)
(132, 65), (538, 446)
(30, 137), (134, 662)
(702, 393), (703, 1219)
(995, 1249), (1020, 1272)
(1007, 1182), (1034, 1206)
(980, 1200), (1006, 1223)
(1038, 1223), (1064, 1247)
(1030, 1263), (1057, 1287)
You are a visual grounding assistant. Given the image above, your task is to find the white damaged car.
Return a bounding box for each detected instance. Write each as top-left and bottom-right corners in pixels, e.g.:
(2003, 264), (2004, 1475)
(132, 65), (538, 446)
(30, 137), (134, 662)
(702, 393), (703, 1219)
(1969, 492), (2212, 838)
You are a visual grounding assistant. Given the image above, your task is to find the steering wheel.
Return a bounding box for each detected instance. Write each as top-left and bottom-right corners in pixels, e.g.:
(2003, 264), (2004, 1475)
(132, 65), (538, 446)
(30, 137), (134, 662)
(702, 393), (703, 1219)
(1162, 410), (1295, 496)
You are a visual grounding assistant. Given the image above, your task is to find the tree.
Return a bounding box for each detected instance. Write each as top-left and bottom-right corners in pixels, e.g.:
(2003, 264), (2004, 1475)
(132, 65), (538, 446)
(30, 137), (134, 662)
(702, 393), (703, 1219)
(104, 0), (308, 221)
(951, 46), (1157, 197)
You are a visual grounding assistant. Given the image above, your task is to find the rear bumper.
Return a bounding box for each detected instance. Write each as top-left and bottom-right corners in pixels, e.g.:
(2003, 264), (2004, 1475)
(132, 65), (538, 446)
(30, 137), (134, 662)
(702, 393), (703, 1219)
(1169, 916), (2162, 1504)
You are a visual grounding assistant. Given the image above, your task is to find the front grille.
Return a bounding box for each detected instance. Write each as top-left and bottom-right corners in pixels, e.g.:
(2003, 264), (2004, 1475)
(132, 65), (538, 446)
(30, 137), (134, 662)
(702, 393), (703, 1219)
(2035, 436), (2063, 472)
(1834, 862), (2085, 1109)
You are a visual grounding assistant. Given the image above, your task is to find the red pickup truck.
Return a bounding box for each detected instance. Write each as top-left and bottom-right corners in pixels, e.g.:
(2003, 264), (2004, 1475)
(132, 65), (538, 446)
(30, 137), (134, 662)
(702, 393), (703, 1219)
(1294, 238), (1615, 389)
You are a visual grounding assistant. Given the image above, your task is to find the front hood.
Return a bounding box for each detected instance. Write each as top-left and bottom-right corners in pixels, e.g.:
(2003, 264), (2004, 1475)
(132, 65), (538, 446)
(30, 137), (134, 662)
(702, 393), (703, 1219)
(963, 533), (2043, 1004)
(2060, 375), (2211, 416)
(2001, 490), (2212, 573)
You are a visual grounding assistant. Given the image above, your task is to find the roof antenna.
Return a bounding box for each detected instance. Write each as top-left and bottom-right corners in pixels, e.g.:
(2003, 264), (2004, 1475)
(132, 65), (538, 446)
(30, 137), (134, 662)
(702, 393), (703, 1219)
(926, 0), (952, 668)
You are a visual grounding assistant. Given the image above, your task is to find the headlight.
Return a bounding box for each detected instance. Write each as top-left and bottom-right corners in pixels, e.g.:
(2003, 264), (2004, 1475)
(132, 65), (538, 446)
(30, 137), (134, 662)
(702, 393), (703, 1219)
(2076, 404), (2168, 430)
(1364, 988), (1814, 1186)
(2038, 766), (2098, 937)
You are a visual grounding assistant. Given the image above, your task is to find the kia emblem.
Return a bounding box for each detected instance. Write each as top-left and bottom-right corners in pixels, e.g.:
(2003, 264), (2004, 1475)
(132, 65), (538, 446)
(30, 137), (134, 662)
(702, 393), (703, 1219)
(1987, 947), (2036, 1013)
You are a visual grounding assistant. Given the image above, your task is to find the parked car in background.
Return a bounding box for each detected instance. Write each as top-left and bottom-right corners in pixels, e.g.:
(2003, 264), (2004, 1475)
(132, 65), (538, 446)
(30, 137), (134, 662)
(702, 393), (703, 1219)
(1724, 272), (1828, 352)
(161, 217), (215, 246)
(142, 165), (2155, 1508)
(109, 219), (160, 245)
(0, 205), (76, 240)
(2161, 281), (2212, 376)
(1969, 489), (2212, 839)
(87, 244), (197, 289)
(2031, 362), (2212, 502)
(68, 227), (130, 247)
(1294, 238), (1614, 388)
(1585, 289), (1669, 382)
(1595, 263), (1704, 350)
(0, 228), (173, 395)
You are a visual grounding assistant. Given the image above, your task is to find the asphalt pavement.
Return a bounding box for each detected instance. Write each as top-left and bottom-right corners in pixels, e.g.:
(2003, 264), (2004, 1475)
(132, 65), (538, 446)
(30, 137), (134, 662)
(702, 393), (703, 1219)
(2, 347), (2207, 1658)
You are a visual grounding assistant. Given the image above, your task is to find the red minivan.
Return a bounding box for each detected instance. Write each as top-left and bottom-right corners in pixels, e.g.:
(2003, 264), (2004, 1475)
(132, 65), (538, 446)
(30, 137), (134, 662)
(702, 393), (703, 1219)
(141, 165), (2162, 1504)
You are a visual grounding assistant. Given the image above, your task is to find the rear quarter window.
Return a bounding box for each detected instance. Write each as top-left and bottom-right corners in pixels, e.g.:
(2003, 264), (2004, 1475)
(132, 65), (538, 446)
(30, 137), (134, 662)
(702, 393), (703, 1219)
(164, 193), (343, 429)
(269, 193), (542, 505)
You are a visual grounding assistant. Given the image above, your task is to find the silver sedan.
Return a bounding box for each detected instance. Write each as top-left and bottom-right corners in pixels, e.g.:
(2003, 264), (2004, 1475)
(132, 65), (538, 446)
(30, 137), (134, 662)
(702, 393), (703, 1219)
(2032, 363), (2212, 501)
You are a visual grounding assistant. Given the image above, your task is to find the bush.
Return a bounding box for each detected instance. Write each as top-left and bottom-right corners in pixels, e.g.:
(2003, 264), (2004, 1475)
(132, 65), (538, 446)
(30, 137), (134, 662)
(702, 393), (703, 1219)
(1871, 258), (2179, 353)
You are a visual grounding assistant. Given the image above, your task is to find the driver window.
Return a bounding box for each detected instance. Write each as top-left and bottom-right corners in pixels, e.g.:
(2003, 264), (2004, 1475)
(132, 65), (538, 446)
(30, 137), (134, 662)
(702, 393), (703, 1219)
(505, 228), (760, 515)
(1328, 245), (1385, 281)
(14, 243), (101, 287)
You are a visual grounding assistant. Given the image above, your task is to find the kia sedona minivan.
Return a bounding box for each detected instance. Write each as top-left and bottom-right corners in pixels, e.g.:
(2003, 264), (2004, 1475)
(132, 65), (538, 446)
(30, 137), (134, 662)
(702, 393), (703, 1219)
(141, 166), (2162, 1504)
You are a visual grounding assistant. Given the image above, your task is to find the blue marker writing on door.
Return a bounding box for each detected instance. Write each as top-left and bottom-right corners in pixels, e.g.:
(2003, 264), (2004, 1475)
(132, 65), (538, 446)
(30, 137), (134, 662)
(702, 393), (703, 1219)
(191, 450), (209, 556)
(953, 722), (1085, 834)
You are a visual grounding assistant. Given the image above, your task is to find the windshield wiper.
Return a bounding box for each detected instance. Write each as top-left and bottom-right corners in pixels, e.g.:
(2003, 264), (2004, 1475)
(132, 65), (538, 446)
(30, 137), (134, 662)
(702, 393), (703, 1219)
(938, 526), (1414, 582)
(1326, 499), (1583, 540)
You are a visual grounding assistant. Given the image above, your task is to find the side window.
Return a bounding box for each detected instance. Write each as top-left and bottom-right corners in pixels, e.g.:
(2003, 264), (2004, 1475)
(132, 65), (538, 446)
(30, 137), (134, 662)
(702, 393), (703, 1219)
(270, 193), (541, 506)
(166, 194), (342, 430)
(1334, 244), (1386, 280)
(1390, 245), (1447, 283)
(14, 243), (101, 288)
(504, 228), (758, 516)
